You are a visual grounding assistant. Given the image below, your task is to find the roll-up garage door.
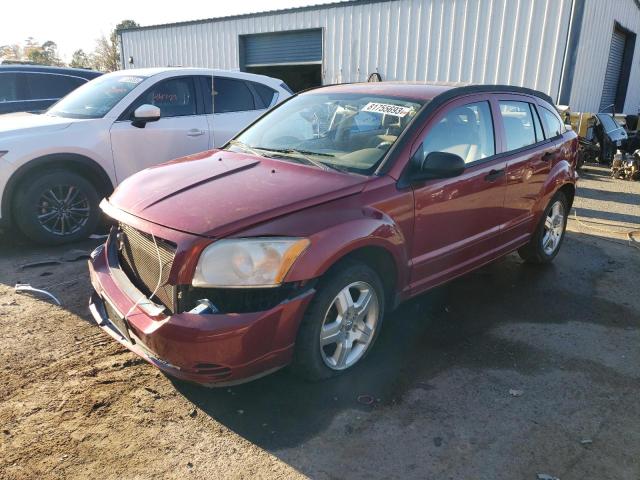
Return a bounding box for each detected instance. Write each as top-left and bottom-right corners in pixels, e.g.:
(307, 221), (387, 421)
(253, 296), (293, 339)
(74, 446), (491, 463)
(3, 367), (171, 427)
(599, 29), (626, 112)
(243, 29), (322, 67)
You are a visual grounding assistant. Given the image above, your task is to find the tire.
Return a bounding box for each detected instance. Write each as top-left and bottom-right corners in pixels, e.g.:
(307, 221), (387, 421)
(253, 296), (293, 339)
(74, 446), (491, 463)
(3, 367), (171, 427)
(13, 170), (101, 245)
(518, 191), (569, 264)
(292, 261), (385, 381)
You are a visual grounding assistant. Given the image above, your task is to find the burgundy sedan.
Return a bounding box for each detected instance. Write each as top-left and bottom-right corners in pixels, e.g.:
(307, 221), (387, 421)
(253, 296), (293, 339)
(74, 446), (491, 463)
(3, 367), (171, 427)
(88, 83), (577, 386)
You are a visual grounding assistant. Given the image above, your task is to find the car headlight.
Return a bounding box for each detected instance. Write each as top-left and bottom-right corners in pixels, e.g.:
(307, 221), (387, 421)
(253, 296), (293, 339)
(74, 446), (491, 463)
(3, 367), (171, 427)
(192, 237), (310, 288)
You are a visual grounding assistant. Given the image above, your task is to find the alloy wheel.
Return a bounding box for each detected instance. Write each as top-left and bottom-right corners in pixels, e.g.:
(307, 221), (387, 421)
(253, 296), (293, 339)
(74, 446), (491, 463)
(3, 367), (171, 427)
(319, 281), (380, 370)
(36, 185), (91, 236)
(542, 200), (565, 255)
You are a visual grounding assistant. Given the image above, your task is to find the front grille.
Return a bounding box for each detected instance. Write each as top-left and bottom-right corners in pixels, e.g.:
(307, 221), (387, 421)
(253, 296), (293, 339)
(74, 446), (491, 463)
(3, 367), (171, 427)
(117, 223), (177, 313)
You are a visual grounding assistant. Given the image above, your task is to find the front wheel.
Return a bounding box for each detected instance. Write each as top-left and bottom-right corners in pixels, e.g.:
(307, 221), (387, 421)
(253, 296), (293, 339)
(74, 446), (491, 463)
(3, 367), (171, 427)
(518, 191), (568, 264)
(13, 170), (101, 244)
(292, 262), (385, 380)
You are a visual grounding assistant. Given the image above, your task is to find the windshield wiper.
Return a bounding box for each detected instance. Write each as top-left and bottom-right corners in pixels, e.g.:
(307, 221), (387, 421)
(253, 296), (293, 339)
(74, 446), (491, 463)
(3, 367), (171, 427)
(253, 146), (342, 171)
(228, 140), (265, 157)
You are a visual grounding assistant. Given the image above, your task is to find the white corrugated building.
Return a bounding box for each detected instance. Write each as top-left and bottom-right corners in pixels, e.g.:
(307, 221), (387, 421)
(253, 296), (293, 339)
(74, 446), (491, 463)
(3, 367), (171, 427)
(119, 0), (640, 114)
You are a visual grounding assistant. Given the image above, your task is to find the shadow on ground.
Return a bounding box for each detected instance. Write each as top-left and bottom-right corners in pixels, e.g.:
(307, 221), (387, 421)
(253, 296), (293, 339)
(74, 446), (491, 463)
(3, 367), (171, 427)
(173, 230), (638, 453)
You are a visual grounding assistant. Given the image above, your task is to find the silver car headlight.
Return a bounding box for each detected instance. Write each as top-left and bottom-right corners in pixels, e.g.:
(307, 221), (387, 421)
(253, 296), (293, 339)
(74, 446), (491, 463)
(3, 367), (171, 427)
(192, 237), (310, 288)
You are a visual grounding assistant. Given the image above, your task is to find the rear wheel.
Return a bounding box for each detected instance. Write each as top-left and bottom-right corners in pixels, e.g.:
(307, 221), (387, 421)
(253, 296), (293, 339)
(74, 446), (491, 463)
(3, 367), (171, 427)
(292, 262), (385, 380)
(518, 191), (568, 264)
(13, 170), (101, 244)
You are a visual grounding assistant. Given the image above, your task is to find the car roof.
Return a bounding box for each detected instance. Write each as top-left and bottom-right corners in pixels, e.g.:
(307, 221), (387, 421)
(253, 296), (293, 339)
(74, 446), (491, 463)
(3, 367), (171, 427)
(307, 82), (554, 106)
(113, 67), (284, 85)
(0, 64), (102, 79)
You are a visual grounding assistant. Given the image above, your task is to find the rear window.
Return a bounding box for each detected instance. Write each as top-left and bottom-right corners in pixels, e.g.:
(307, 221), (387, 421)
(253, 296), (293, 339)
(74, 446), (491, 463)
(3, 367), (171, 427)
(499, 101), (537, 151)
(0, 73), (20, 101)
(26, 73), (84, 100)
(215, 78), (254, 113)
(250, 81), (277, 109)
(540, 106), (564, 137)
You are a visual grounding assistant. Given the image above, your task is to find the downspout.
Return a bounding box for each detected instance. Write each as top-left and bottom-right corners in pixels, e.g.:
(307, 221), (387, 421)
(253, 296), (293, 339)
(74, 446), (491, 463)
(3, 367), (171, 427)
(558, 0), (586, 105)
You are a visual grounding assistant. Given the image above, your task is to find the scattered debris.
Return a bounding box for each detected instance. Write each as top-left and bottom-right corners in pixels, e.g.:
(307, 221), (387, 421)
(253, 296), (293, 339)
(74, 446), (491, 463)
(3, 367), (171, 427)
(357, 394), (375, 405)
(19, 259), (62, 270)
(189, 408), (197, 418)
(580, 438), (593, 445)
(61, 249), (91, 262)
(14, 283), (61, 306)
(433, 436), (443, 447)
(237, 409), (244, 415)
(187, 462), (193, 469)
(509, 389), (524, 397)
(536, 474), (559, 480)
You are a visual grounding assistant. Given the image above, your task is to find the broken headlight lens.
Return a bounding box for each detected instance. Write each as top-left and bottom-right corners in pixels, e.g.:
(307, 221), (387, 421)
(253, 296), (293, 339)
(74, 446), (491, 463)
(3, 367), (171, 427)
(192, 238), (310, 288)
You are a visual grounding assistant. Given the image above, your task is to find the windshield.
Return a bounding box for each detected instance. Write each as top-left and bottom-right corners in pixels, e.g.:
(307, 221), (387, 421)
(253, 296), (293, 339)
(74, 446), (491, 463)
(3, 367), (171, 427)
(228, 92), (424, 174)
(48, 74), (146, 119)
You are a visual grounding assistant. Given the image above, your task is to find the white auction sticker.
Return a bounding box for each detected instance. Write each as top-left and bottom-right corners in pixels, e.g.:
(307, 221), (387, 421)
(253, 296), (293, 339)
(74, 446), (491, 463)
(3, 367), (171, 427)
(362, 102), (412, 117)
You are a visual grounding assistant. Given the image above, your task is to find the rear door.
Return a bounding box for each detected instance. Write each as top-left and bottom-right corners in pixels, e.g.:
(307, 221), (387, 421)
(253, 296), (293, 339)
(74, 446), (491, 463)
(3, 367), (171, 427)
(200, 76), (267, 147)
(498, 96), (559, 244)
(409, 95), (508, 293)
(110, 75), (210, 182)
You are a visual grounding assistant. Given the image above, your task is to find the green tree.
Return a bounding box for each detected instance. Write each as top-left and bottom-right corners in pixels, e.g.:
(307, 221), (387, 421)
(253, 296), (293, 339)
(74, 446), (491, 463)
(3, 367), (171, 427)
(92, 19), (139, 72)
(26, 40), (64, 66)
(0, 44), (22, 62)
(70, 49), (93, 69)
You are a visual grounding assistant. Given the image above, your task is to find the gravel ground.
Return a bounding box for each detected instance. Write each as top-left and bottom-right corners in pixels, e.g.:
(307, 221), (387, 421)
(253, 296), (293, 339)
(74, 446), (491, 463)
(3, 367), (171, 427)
(0, 167), (638, 480)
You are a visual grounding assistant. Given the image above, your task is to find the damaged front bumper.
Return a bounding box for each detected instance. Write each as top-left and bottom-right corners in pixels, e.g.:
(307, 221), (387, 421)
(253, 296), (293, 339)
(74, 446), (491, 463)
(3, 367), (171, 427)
(87, 236), (315, 386)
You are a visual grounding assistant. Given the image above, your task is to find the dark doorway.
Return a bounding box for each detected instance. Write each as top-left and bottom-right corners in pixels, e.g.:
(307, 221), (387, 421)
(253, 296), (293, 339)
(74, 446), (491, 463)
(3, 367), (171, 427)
(600, 23), (636, 113)
(246, 64), (322, 92)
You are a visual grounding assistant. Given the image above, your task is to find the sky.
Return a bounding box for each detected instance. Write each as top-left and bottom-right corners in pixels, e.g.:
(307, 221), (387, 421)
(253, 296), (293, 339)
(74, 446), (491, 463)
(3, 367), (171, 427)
(2, 0), (339, 62)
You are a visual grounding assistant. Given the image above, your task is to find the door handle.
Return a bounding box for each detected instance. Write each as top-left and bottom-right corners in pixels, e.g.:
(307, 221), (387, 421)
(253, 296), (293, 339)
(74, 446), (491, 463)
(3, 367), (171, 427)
(187, 129), (206, 137)
(484, 168), (505, 182)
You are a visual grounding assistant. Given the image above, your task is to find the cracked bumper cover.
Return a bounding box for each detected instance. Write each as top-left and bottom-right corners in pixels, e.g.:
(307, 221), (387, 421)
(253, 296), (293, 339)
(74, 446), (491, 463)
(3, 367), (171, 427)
(87, 242), (314, 386)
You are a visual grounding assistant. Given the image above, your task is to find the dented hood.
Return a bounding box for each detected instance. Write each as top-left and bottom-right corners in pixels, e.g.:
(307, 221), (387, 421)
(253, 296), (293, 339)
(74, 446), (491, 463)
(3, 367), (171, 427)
(107, 149), (368, 237)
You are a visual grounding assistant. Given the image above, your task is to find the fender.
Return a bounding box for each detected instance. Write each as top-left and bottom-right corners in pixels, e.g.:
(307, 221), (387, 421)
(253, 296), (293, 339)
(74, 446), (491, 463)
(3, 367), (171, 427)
(531, 157), (577, 225)
(1, 153), (114, 226)
(284, 212), (410, 295)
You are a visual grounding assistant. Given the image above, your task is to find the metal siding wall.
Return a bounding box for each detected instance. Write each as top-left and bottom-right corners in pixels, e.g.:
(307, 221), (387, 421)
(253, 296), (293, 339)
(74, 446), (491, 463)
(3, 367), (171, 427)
(571, 0), (640, 114)
(121, 0), (572, 100)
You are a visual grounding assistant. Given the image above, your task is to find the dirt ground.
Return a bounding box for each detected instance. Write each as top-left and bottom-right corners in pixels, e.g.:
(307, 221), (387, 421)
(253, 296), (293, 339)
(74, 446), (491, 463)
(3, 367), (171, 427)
(1, 166), (639, 480)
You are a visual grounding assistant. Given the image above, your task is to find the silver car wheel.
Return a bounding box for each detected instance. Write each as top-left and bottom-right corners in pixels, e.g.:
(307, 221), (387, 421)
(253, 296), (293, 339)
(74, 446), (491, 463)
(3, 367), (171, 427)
(319, 281), (380, 370)
(542, 200), (565, 255)
(36, 185), (90, 236)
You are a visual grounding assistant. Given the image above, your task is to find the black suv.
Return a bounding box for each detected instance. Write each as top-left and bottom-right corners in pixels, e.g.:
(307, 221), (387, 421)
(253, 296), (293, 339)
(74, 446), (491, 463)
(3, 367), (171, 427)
(0, 65), (102, 115)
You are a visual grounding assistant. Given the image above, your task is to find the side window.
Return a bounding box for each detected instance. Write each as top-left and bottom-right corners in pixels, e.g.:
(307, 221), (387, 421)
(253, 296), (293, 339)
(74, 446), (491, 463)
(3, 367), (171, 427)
(26, 74), (80, 99)
(422, 101), (495, 164)
(539, 106), (563, 138)
(250, 82), (277, 109)
(213, 77), (255, 113)
(0, 73), (19, 102)
(134, 77), (196, 118)
(499, 101), (537, 151)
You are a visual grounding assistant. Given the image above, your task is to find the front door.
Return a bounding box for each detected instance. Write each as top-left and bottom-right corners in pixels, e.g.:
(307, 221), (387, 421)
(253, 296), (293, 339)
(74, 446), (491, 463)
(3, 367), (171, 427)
(110, 76), (210, 183)
(410, 97), (507, 293)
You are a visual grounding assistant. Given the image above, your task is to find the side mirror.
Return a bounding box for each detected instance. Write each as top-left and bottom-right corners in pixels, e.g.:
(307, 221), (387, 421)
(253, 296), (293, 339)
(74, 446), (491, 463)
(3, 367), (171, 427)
(412, 151), (465, 181)
(132, 104), (161, 128)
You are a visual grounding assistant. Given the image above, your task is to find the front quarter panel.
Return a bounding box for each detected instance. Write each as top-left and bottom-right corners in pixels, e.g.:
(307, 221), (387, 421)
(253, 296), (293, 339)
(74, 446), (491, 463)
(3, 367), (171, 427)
(234, 176), (414, 297)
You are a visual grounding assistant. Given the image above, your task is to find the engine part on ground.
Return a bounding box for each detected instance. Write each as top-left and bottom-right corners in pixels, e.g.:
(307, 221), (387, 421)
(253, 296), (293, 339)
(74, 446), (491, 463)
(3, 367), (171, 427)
(611, 150), (640, 181)
(14, 283), (62, 305)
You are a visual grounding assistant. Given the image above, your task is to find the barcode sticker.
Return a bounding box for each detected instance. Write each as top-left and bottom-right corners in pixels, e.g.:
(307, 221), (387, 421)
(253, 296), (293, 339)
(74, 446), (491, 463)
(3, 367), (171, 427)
(362, 102), (412, 117)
